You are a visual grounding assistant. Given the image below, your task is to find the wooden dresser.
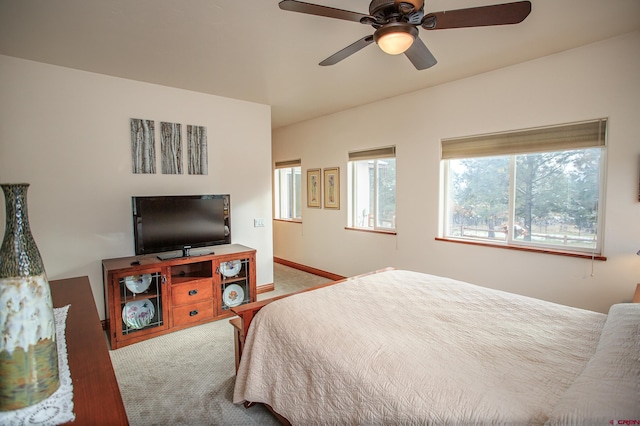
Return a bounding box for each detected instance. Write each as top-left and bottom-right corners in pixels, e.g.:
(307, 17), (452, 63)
(50, 276), (128, 425)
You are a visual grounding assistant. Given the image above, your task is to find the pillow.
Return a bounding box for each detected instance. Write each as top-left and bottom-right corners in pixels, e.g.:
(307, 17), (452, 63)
(545, 303), (640, 425)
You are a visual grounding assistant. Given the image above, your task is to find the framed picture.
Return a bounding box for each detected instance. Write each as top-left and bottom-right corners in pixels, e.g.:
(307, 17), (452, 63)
(323, 167), (340, 210)
(307, 168), (321, 208)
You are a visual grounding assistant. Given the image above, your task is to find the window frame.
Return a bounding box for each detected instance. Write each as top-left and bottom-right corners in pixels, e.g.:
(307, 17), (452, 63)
(347, 146), (397, 233)
(274, 159), (302, 222)
(439, 119), (607, 257)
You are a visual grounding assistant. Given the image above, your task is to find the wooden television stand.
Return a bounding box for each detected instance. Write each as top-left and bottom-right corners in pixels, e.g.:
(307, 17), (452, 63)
(103, 244), (256, 349)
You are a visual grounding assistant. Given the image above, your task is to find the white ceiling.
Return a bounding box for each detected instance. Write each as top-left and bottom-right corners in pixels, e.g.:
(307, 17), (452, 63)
(1, 0), (639, 129)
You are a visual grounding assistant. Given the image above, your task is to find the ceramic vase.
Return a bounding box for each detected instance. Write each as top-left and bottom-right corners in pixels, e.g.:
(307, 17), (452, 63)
(0, 183), (59, 411)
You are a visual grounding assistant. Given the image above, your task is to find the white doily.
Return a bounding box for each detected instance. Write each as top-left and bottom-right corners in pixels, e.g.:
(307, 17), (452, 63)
(0, 305), (75, 425)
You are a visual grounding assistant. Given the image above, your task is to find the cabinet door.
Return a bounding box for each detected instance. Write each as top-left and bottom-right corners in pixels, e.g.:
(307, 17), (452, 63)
(112, 268), (169, 343)
(217, 257), (252, 314)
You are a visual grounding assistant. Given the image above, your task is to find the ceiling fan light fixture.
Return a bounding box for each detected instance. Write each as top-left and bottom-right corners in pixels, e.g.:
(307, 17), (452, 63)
(377, 32), (414, 55)
(374, 23), (418, 55)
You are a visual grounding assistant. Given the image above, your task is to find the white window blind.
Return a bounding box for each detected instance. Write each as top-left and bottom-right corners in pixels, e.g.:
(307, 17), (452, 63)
(275, 159), (301, 168)
(349, 146), (396, 161)
(441, 119), (607, 160)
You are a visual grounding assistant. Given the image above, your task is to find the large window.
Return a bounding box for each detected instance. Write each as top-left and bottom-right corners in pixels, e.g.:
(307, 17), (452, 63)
(274, 160), (302, 221)
(441, 119), (607, 254)
(348, 146), (396, 231)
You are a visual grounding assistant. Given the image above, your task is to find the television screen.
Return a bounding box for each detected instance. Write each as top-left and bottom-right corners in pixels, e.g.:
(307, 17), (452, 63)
(132, 194), (230, 257)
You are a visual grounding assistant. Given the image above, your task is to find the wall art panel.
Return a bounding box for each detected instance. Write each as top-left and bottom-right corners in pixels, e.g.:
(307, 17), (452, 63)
(187, 125), (208, 175)
(161, 122), (182, 174)
(130, 118), (156, 174)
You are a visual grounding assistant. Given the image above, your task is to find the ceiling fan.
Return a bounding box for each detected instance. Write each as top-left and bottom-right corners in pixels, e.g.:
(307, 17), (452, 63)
(278, 0), (532, 70)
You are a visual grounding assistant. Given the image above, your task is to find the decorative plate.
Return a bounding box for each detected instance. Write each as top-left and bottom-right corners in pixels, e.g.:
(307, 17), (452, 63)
(223, 284), (244, 308)
(124, 274), (152, 294)
(122, 299), (155, 330)
(220, 260), (241, 277)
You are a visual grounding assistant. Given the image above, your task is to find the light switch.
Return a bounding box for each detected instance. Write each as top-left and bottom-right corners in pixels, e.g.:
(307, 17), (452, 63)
(254, 218), (265, 227)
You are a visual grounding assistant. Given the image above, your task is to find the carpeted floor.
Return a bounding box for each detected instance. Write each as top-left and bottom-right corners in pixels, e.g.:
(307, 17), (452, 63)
(109, 263), (331, 425)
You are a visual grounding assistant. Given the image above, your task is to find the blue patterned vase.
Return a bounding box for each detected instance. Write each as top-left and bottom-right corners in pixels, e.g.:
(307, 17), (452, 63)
(0, 183), (59, 411)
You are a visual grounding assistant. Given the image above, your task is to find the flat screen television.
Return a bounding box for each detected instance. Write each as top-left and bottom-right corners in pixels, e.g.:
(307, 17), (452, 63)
(132, 194), (230, 259)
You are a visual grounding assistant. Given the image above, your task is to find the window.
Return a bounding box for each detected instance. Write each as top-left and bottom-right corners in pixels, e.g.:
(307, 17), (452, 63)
(348, 147), (396, 231)
(274, 160), (302, 221)
(441, 119), (607, 254)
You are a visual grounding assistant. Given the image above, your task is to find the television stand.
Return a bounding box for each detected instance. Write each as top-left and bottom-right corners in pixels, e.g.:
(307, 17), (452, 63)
(103, 244), (256, 349)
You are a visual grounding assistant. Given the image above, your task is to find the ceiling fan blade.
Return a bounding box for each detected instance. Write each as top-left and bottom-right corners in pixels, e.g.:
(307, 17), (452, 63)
(404, 37), (437, 70)
(319, 35), (375, 66)
(279, 0), (371, 23)
(423, 1), (531, 30)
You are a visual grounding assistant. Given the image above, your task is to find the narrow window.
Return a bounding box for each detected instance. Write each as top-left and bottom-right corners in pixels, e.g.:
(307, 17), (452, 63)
(274, 159), (302, 221)
(348, 146), (396, 232)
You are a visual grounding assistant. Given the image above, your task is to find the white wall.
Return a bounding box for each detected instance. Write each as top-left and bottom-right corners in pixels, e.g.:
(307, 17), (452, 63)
(273, 31), (640, 314)
(0, 55), (274, 319)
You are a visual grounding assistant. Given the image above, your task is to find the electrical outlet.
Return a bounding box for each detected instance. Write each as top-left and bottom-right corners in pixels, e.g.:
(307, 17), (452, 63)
(254, 218), (265, 228)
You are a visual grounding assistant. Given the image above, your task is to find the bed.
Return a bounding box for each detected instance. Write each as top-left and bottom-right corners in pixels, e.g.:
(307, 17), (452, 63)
(232, 268), (640, 425)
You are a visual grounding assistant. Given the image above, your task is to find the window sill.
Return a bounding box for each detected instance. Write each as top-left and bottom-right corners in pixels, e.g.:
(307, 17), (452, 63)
(274, 218), (302, 224)
(345, 227), (397, 236)
(435, 237), (607, 261)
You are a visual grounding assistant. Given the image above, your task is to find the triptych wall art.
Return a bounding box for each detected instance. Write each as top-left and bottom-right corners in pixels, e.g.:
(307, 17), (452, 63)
(306, 167), (340, 210)
(131, 118), (208, 175)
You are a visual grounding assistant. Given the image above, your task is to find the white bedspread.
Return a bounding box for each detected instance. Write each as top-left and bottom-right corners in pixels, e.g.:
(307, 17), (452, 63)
(233, 270), (633, 425)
